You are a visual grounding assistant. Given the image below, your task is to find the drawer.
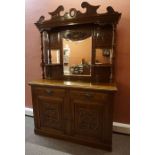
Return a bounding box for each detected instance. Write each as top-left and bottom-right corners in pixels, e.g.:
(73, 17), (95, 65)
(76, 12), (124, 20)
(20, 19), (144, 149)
(70, 90), (110, 102)
(33, 86), (65, 97)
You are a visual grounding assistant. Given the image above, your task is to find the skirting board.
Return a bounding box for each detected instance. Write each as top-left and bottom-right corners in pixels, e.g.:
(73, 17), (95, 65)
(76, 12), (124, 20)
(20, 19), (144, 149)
(25, 107), (33, 117)
(25, 107), (130, 134)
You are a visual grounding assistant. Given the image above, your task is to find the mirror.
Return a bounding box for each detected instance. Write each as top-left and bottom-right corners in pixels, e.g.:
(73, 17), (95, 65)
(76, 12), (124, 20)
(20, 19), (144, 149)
(63, 37), (92, 76)
(50, 49), (60, 64)
(42, 31), (49, 64)
(95, 48), (112, 65)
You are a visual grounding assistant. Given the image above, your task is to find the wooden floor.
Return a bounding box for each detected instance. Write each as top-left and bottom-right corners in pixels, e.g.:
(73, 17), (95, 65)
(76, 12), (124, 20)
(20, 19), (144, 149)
(25, 116), (130, 155)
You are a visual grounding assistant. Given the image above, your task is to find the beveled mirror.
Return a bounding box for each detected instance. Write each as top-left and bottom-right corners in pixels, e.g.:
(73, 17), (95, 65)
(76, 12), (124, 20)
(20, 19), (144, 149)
(51, 49), (60, 64)
(63, 37), (92, 76)
(95, 48), (113, 65)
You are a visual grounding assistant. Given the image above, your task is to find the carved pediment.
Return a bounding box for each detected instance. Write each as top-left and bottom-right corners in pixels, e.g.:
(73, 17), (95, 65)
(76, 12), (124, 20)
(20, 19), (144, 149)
(35, 2), (121, 31)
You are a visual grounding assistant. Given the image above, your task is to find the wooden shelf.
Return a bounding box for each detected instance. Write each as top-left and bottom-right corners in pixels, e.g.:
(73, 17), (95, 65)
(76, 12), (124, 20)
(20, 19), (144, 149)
(45, 63), (62, 66)
(93, 64), (112, 67)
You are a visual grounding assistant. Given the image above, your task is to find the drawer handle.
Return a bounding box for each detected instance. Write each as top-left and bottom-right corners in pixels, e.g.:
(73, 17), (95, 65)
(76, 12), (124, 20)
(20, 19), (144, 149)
(45, 89), (54, 95)
(84, 93), (93, 98)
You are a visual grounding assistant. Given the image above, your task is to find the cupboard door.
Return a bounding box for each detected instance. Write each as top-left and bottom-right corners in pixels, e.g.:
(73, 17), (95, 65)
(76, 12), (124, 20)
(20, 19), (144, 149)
(70, 95), (105, 142)
(37, 95), (65, 134)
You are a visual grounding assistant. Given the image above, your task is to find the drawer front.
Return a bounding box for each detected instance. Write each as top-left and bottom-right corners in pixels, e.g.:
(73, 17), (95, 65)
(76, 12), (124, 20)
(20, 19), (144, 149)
(70, 90), (110, 102)
(33, 86), (65, 97)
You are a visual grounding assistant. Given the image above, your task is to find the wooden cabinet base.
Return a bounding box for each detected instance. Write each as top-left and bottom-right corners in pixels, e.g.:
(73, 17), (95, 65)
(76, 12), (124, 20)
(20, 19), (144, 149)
(34, 128), (112, 151)
(29, 80), (117, 152)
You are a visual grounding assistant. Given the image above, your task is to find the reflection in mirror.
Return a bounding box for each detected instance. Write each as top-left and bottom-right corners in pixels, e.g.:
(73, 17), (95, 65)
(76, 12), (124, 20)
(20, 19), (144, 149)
(50, 49), (60, 64)
(63, 37), (92, 76)
(42, 31), (49, 64)
(95, 48), (112, 65)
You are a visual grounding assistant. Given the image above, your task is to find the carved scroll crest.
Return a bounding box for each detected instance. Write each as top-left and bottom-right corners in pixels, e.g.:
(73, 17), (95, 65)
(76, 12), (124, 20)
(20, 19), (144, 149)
(35, 1), (121, 31)
(36, 1), (119, 24)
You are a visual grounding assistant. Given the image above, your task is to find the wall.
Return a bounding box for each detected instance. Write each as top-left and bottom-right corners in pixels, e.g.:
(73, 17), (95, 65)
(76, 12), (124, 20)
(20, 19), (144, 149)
(25, 0), (130, 124)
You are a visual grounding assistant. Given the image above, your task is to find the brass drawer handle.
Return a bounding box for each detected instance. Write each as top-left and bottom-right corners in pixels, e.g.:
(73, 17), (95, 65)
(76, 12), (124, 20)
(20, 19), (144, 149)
(84, 93), (93, 98)
(45, 89), (54, 95)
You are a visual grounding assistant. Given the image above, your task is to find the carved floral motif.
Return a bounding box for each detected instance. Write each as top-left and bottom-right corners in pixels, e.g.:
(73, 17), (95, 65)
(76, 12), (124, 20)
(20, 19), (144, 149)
(39, 101), (62, 129)
(77, 108), (99, 131)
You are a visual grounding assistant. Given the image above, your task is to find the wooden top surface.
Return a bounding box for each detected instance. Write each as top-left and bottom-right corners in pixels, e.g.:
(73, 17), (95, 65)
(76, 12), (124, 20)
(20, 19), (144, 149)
(29, 79), (117, 92)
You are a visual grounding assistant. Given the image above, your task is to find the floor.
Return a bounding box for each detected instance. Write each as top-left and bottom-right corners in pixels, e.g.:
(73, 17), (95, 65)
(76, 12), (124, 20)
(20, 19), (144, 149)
(25, 116), (130, 155)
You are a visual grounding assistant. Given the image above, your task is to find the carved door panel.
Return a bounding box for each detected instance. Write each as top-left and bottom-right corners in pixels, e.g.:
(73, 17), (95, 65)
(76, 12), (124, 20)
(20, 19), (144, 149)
(70, 97), (105, 142)
(37, 96), (65, 134)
